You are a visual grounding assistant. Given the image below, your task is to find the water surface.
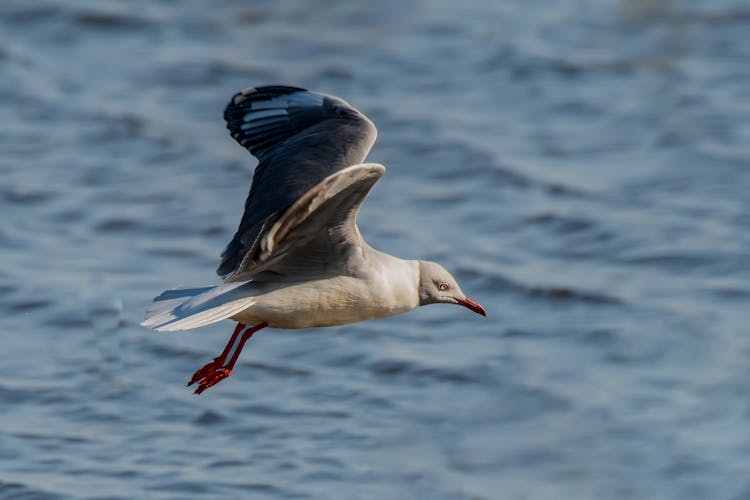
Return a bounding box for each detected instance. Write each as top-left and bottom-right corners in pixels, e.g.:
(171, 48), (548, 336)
(2, 0), (749, 498)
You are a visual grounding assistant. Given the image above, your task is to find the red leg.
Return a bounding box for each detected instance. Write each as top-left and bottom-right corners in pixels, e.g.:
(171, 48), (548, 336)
(187, 323), (245, 386)
(224, 323), (266, 371)
(190, 322), (268, 394)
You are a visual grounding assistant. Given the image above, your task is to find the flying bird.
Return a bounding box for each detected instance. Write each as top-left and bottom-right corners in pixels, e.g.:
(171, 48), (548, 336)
(142, 85), (486, 393)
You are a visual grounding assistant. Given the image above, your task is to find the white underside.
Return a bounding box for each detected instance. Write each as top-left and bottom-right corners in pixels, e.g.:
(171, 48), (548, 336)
(141, 257), (420, 332)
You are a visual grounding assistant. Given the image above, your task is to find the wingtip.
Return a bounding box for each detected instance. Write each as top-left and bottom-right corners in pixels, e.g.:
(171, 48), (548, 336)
(323, 164), (385, 189)
(229, 85), (308, 106)
(364, 163), (386, 175)
(347, 163), (386, 179)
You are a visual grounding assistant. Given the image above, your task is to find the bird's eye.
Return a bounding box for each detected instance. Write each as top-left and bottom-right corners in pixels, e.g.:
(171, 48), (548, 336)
(438, 283), (449, 291)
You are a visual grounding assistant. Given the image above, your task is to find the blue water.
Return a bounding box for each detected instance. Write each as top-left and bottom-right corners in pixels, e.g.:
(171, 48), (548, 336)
(2, 0), (750, 498)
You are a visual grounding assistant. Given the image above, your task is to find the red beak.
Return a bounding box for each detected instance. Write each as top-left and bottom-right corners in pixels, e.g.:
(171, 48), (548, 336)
(455, 296), (487, 317)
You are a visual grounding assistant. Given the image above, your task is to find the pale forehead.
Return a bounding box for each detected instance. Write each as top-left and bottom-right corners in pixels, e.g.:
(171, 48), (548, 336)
(423, 261), (453, 281)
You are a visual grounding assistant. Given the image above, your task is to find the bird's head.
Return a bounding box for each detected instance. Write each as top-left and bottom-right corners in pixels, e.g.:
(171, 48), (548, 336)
(417, 261), (486, 316)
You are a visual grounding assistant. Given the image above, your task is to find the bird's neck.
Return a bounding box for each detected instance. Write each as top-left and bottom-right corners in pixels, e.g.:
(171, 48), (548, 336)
(363, 248), (421, 313)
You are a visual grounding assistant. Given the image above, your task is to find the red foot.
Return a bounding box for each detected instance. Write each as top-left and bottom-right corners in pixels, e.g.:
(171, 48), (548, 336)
(193, 367), (232, 394)
(187, 357), (222, 387)
(187, 322), (268, 395)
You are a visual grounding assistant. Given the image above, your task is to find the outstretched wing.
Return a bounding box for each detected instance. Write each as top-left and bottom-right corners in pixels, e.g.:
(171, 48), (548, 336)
(229, 163), (385, 282)
(218, 85), (378, 280)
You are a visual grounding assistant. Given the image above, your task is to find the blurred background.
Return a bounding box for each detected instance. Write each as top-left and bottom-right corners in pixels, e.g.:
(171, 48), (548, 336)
(2, 0), (749, 498)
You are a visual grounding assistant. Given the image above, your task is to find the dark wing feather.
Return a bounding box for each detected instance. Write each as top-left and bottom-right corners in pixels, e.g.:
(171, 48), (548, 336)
(218, 85), (377, 280)
(238, 164), (386, 282)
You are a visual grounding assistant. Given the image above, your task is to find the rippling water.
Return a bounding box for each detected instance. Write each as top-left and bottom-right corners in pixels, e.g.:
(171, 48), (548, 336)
(2, 0), (749, 498)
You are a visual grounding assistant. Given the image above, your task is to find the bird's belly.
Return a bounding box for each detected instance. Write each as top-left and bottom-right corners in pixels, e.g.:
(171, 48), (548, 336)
(230, 278), (416, 329)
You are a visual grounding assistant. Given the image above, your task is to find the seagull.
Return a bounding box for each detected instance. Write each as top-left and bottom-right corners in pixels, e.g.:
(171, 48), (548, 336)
(142, 85), (486, 394)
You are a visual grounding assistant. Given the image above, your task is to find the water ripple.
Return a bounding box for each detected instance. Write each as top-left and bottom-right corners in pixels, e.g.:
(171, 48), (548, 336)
(1, 0), (747, 498)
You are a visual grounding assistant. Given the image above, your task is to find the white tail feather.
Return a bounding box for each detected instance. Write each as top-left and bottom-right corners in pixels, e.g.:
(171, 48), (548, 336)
(141, 281), (256, 332)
